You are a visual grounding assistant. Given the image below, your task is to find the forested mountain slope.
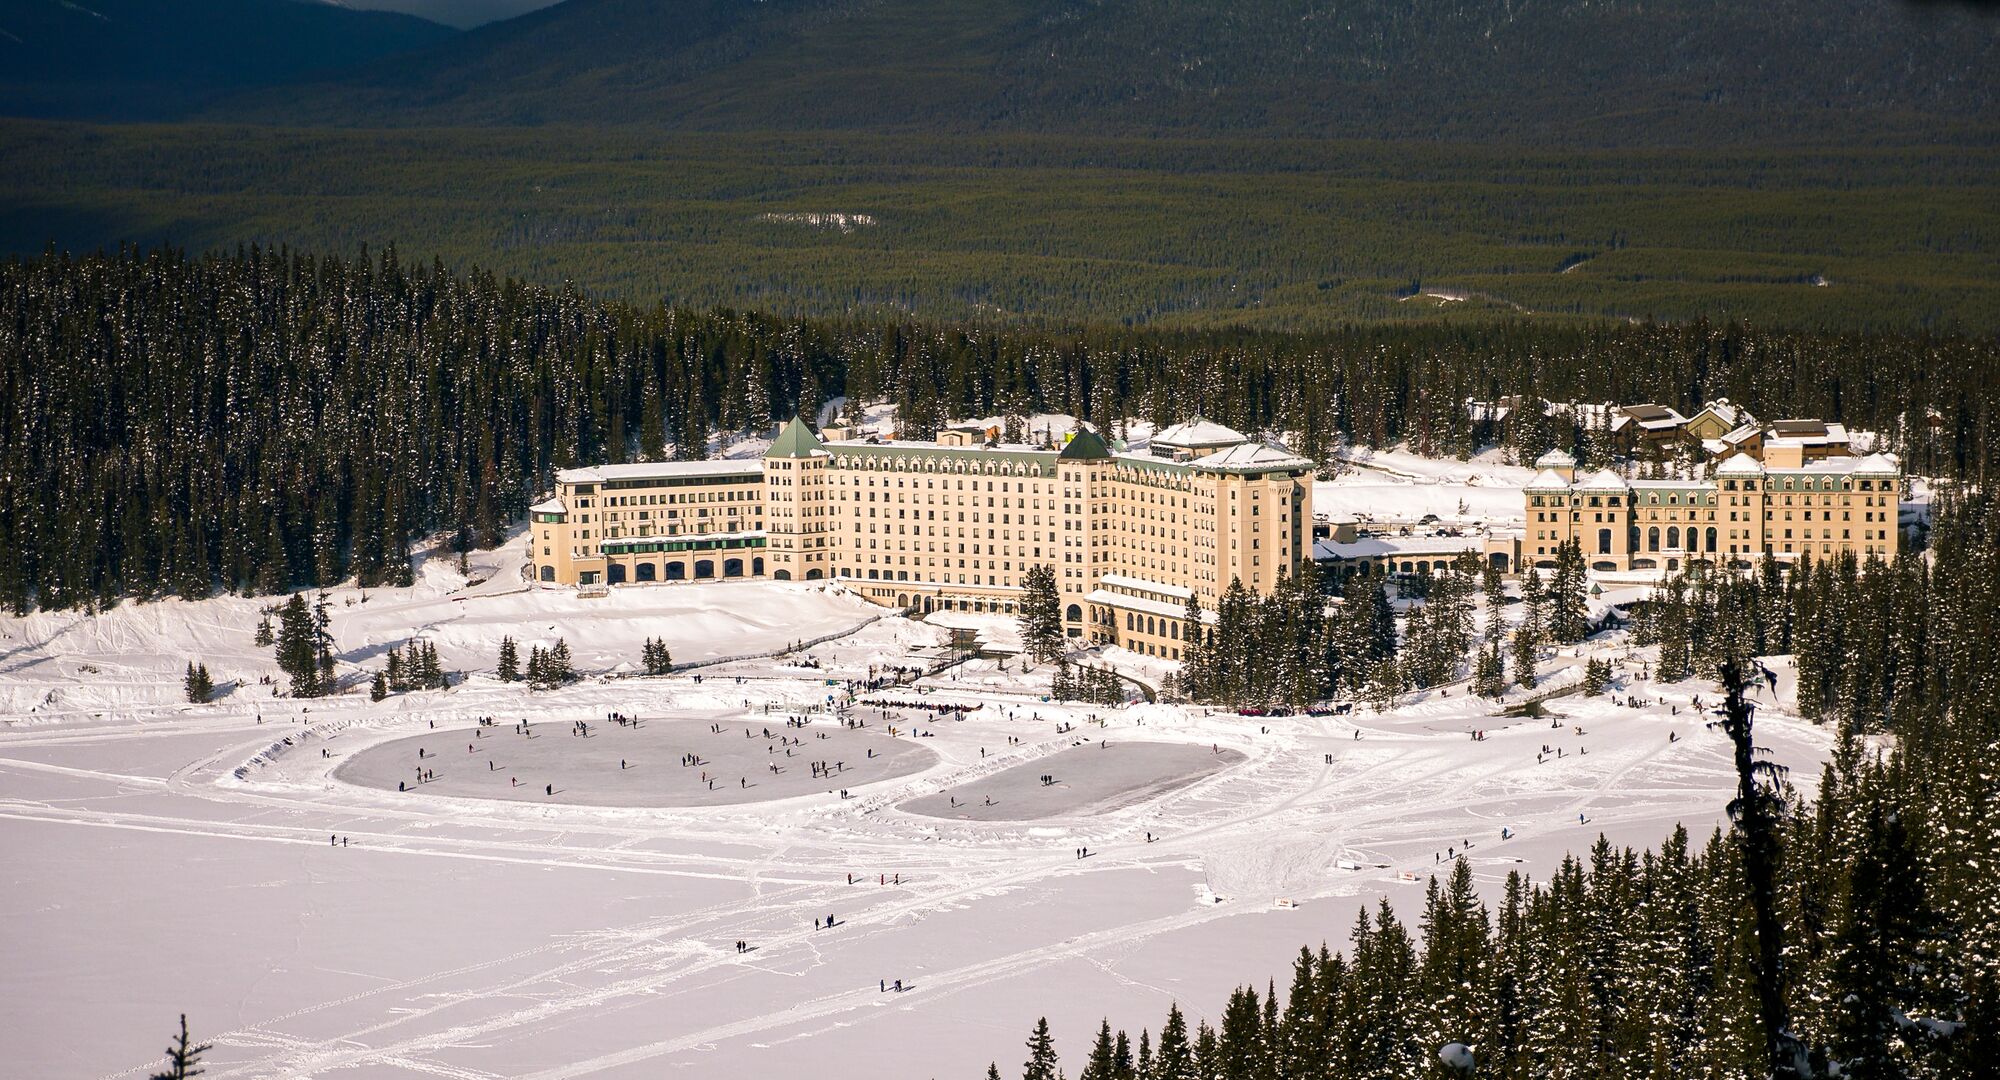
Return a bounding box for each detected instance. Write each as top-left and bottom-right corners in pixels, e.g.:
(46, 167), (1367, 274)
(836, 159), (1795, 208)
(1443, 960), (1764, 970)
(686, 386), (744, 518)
(0, 0), (455, 119)
(224, 0), (1999, 142)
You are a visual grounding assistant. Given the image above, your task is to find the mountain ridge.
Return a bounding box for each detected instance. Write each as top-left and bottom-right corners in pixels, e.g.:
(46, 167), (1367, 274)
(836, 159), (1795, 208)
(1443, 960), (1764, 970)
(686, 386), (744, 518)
(205, 0), (2000, 143)
(0, 0), (456, 119)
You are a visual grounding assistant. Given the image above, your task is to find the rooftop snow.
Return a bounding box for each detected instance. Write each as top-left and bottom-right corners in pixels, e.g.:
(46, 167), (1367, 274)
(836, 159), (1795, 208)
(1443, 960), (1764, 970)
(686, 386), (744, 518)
(1189, 442), (1313, 471)
(1314, 535), (1483, 560)
(1097, 573), (1195, 600)
(1152, 418), (1248, 447)
(558, 459), (764, 483)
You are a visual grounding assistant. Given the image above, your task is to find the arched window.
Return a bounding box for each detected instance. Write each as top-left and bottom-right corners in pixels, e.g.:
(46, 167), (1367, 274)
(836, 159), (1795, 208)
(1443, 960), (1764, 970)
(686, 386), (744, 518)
(636, 562), (657, 581)
(1648, 527), (1660, 552)
(607, 563), (626, 584)
(1667, 527), (1680, 550)
(1066, 604), (1082, 622)
(539, 565), (554, 582)
(752, 558), (765, 576)
(695, 559), (715, 578)
(1706, 527), (1717, 552)
(1597, 528), (1612, 554)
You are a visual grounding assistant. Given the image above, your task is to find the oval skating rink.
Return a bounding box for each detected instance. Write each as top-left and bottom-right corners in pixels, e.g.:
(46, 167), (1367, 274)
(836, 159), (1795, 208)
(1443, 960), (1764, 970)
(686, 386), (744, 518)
(337, 715), (936, 808)
(899, 741), (1246, 821)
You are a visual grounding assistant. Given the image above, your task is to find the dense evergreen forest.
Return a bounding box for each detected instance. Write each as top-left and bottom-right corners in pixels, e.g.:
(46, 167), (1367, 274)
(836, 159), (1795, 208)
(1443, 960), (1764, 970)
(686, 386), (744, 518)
(4, 244), (1997, 613)
(996, 497), (2000, 1080)
(6, 124), (1994, 334)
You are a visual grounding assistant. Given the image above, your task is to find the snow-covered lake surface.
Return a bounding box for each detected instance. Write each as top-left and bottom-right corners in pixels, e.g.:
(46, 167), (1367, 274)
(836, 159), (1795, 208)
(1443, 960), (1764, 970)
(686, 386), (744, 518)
(0, 529), (1833, 1079)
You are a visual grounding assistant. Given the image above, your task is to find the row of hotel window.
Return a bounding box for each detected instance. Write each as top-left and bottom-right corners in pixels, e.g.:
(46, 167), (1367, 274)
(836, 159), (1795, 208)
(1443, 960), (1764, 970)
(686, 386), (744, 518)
(1532, 526), (1890, 553)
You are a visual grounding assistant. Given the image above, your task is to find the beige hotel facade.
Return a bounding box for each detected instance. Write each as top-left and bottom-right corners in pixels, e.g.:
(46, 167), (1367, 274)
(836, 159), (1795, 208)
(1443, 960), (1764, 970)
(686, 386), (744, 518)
(529, 418), (1315, 659)
(1523, 426), (1902, 573)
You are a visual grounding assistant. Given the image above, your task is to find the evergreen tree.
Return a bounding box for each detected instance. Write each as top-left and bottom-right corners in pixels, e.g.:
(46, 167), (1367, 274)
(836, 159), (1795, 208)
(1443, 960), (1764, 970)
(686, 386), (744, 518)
(496, 635), (519, 682)
(417, 641), (445, 689)
(1582, 657), (1611, 696)
(1178, 590), (1209, 701)
(1548, 540), (1592, 644)
(313, 591), (336, 687)
(1473, 642), (1507, 698)
(1079, 1018), (1117, 1080)
(1716, 660), (1814, 1079)
(1514, 567), (1546, 688)
(1154, 1004), (1194, 1080)
(182, 661), (213, 704)
(1366, 657), (1402, 712)
(1828, 795), (1950, 1079)
(148, 1014), (209, 1080)
(274, 593), (320, 698)
(253, 608), (275, 647)
(642, 637), (674, 675)
(1023, 1016), (1059, 1080)
(1482, 557), (1507, 647)
(370, 670), (388, 702)
(1018, 564), (1065, 665)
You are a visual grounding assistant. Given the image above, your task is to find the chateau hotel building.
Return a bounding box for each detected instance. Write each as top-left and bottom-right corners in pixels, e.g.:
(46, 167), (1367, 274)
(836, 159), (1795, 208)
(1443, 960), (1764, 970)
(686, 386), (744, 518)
(528, 418), (1315, 658)
(1523, 421), (1902, 573)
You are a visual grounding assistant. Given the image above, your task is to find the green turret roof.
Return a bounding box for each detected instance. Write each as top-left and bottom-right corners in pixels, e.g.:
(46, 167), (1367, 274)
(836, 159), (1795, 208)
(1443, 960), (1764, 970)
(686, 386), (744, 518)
(767, 415), (827, 458)
(1057, 426), (1112, 461)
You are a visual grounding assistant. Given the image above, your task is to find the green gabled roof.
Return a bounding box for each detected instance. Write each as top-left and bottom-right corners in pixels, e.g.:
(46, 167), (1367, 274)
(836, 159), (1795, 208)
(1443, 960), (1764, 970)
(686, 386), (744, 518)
(767, 415), (827, 458)
(1058, 426), (1112, 461)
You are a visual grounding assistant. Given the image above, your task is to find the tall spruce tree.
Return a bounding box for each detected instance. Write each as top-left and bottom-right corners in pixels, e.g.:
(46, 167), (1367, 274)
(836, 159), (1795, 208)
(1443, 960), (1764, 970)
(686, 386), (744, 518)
(274, 593), (320, 697)
(1017, 564), (1065, 665)
(1023, 1016), (1059, 1080)
(1548, 540), (1591, 644)
(496, 636), (520, 682)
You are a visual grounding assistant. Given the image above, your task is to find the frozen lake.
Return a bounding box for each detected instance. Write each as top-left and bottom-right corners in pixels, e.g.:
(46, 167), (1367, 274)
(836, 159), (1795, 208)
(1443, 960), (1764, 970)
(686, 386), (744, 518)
(0, 566), (1832, 1080)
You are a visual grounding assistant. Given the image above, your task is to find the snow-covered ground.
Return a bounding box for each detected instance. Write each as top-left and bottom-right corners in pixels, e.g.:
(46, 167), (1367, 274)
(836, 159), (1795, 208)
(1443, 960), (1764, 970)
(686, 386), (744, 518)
(0, 560), (1830, 1079)
(0, 537), (887, 722)
(1316, 447), (1534, 527)
(0, 437), (1845, 1079)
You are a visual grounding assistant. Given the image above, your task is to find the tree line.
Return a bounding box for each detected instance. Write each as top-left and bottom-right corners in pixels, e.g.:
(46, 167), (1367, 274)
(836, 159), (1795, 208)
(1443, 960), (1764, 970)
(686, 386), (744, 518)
(5, 244), (1997, 614)
(1171, 542), (1597, 712)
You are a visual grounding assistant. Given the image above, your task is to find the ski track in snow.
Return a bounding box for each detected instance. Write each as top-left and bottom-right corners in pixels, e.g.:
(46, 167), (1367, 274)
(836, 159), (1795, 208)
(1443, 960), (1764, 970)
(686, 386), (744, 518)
(0, 539), (1829, 1080)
